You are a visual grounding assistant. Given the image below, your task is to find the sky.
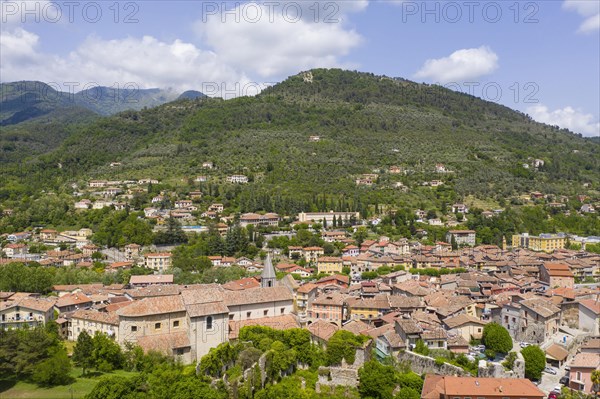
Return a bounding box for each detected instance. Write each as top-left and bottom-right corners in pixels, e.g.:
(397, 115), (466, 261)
(1, 0), (599, 136)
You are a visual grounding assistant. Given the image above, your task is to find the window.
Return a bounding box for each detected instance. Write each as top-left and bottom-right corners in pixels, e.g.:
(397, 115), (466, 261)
(576, 371), (582, 381)
(246, 311), (251, 318)
(173, 320), (180, 328)
(131, 325), (137, 332)
(206, 316), (213, 330)
(263, 310), (268, 316)
(154, 322), (161, 330)
(229, 314), (234, 320)
(477, 328), (481, 333)
(280, 307), (285, 315)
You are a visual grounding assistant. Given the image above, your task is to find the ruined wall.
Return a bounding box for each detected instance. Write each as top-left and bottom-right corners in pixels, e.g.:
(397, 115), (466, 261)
(316, 366), (360, 392)
(477, 353), (525, 379)
(396, 351), (469, 376)
(560, 302), (579, 328)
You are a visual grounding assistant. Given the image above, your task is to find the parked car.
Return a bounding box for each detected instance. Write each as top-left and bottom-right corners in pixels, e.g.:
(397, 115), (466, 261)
(520, 342), (531, 348)
(552, 386), (562, 393)
(474, 345), (486, 352)
(544, 366), (558, 375)
(548, 392), (558, 399)
(559, 376), (569, 385)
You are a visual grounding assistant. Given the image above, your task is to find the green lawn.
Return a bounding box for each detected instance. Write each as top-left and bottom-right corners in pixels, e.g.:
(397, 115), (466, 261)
(0, 368), (139, 399)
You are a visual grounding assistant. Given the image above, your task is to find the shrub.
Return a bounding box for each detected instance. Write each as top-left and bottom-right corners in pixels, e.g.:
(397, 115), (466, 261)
(481, 323), (513, 354)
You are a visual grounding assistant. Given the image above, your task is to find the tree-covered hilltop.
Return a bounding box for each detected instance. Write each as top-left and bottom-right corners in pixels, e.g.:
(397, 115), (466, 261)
(1, 69), (598, 215)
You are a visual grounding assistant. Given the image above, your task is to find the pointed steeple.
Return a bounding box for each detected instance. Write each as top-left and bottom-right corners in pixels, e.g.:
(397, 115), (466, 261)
(261, 253), (276, 288)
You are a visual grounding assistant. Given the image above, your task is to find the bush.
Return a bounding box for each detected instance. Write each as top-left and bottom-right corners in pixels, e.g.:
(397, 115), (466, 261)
(521, 345), (545, 380)
(502, 352), (517, 370)
(414, 340), (429, 356)
(434, 358), (446, 366)
(485, 349), (496, 360)
(32, 347), (72, 387)
(482, 323), (513, 354)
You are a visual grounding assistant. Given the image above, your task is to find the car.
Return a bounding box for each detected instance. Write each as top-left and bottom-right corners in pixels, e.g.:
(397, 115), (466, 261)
(552, 386), (562, 393)
(548, 392), (558, 399)
(564, 366), (570, 371)
(520, 342), (531, 348)
(544, 366), (558, 375)
(559, 376), (569, 385)
(474, 345), (486, 352)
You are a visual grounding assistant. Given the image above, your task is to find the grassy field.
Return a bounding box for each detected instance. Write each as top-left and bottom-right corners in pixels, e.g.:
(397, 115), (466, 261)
(0, 368), (139, 399)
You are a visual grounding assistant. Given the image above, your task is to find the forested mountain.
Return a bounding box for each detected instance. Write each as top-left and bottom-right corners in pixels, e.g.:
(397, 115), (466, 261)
(0, 81), (202, 124)
(1, 69), (598, 212)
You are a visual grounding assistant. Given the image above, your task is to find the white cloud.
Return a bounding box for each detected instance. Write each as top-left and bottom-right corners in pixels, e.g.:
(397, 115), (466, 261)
(0, 27), (251, 96)
(1, 0), (367, 96)
(563, 0), (600, 33)
(527, 104), (600, 137)
(413, 46), (499, 84)
(195, 1), (365, 79)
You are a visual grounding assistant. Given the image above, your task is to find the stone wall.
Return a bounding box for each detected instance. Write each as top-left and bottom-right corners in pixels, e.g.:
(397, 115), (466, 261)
(477, 353), (525, 379)
(315, 340), (373, 392)
(316, 366), (360, 392)
(560, 302), (579, 329)
(396, 351), (469, 376)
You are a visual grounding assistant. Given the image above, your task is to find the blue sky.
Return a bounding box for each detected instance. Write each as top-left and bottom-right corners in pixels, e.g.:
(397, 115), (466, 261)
(1, 0), (598, 136)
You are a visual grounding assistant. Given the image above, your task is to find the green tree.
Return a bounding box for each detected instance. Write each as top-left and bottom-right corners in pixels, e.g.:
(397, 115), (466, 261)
(358, 360), (397, 399)
(395, 387), (420, 399)
(414, 339), (430, 356)
(84, 375), (138, 399)
(32, 346), (73, 387)
(591, 370), (600, 398)
(73, 330), (95, 375)
(521, 345), (545, 380)
(481, 322), (513, 354)
(353, 227), (368, 247)
(92, 332), (124, 372)
(326, 331), (367, 366)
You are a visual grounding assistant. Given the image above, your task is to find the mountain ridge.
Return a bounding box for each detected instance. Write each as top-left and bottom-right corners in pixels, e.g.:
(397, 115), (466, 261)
(1, 69), (598, 208)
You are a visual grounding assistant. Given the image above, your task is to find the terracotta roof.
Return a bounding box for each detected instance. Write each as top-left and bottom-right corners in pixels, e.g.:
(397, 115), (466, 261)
(341, 319), (370, 335)
(308, 319), (339, 341)
(55, 293), (92, 308)
(542, 262), (574, 277)
(137, 331), (190, 354)
(395, 319), (422, 334)
(545, 344), (569, 361)
(520, 298), (561, 318)
(422, 375), (544, 398)
(129, 275), (174, 285)
(570, 352), (600, 368)
(443, 314), (488, 329)
(315, 274), (350, 286)
(125, 284), (181, 298)
(186, 302), (229, 318)
(297, 283), (318, 294)
(224, 287), (292, 307)
(0, 297), (56, 313)
(579, 299), (600, 315)
(312, 293), (347, 306)
(70, 309), (119, 325)
(222, 277), (261, 291)
(117, 295), (185, 317)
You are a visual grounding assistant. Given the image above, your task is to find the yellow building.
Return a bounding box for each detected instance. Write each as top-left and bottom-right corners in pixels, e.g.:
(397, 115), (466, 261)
(317, 256), (343, 274)
(512, 233), (566, 252)
(346, 297), (390, 320)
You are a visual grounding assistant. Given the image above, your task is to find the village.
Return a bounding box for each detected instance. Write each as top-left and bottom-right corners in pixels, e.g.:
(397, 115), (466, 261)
(1, 186), (600, 398)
